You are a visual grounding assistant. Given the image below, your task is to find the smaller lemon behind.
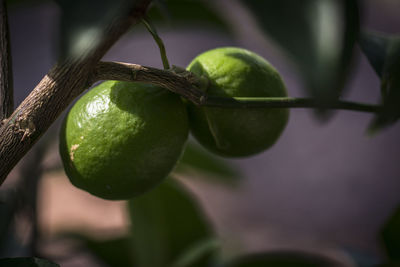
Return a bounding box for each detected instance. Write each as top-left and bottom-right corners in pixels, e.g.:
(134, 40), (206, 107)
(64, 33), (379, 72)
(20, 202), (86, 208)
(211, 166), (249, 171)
(186, 47), (289, 157)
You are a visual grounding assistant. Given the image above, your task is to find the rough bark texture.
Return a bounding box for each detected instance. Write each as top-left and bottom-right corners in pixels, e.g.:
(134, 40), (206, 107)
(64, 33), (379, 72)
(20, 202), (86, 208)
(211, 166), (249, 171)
(0, 0), (152, 185)
(0, 0), (13, 120)
(94, 61), (206, 103)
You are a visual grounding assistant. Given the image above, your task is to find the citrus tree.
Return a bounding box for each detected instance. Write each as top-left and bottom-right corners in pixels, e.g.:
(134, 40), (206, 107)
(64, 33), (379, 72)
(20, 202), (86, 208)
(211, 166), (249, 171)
(0, 0), (399, 266)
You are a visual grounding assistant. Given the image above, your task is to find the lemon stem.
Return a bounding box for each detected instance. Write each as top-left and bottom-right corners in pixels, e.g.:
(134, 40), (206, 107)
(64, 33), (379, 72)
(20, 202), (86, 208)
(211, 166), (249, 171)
(141, 17), (170, 70)
(203, 96), (381, 114)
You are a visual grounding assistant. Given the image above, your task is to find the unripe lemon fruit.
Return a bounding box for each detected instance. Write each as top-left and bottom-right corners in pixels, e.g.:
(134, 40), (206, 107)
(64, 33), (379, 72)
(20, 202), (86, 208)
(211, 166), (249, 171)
(59, 81), (189, 200)
(187, 47), (289, 157)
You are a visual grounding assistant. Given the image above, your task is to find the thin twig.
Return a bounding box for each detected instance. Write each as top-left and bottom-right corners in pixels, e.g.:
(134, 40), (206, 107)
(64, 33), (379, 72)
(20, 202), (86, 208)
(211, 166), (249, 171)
(0, 0), (13, 121)
(141, 16), (170, 69)
(203, 96), (381, 113)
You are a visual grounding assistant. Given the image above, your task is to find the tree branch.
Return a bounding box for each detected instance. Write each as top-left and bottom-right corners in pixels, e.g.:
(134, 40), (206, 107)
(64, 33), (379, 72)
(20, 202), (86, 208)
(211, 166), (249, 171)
(94, 61), (206, 103)
(0, 0), (152, 185)
(0, 0), (13, 121)
(141, 16), (170, 69)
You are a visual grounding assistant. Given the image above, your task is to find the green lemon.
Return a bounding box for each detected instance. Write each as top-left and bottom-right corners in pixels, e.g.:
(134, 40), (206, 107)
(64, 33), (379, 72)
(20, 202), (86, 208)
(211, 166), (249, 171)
(59, 81), (189, 200)
(187, 47), (289, 157)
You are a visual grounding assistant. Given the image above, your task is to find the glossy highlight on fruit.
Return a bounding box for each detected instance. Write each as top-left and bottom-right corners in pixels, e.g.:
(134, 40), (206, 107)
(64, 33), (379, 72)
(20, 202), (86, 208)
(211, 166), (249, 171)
(187, 47), (289, 157)
(59, 81), (189, 200)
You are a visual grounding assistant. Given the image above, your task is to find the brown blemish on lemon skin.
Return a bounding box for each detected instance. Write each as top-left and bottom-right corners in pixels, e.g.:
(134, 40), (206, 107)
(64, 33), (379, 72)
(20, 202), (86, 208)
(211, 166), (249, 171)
(70, 144), (79, 161)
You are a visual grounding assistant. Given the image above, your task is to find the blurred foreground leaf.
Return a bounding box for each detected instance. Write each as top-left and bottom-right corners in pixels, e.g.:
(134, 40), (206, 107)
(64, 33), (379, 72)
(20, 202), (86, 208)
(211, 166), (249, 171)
(54, 0), (142, 59)
(128, 178), (218, 267)
(171, 238), (220, 267)
(148, 0), (230, 31)
(53, 231), (136, 267)
(359, 31), (400, 132)
(0, 257), (59, 267)
(382, 206), (400, 260)
(240, 0), (359, 108)
(225, 251), (338, 267)
(175, 142), (241, 186)
(359, 31), (392, 78)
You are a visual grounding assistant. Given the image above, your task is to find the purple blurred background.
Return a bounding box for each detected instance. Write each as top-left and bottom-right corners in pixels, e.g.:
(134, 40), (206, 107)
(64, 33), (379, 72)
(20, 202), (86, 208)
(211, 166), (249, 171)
(6, 0), (400, 264)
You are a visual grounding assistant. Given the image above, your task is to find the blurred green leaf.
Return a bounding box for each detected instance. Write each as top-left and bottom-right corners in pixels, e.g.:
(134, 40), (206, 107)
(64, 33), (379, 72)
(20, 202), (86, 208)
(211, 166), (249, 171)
(382, 206), (400, 261)
(0, 257), (59, 267)
(54, 0), (143, 59)
(128, 178), (217, 267)
(360, 31), (400, 132)
(225, 251), (338, 267)
(148, 0), (230, 32)
(51, 231), (136, 267)
(359, 31), (392, 78)
(84, 236), (136, 267)
(240, 0), (359, 106)
(171, 238), (220, 267)
(175, 142), (241, 186)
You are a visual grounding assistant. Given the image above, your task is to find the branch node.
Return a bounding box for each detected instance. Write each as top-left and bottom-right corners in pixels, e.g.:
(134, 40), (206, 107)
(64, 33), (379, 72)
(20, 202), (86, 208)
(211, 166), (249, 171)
(13, 115), (36, 142)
